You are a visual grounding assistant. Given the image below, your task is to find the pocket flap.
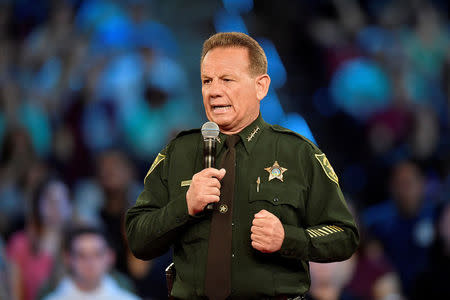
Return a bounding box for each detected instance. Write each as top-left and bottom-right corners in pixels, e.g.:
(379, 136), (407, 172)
(249, 183), (300, 208)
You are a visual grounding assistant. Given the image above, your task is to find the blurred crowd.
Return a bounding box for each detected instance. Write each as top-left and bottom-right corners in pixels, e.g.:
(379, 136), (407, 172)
(0, 0), (448, 300)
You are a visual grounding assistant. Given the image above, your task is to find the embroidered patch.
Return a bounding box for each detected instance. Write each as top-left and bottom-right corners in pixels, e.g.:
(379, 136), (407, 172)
(314, 153), (339, 185)
(144, 153), (166, 183)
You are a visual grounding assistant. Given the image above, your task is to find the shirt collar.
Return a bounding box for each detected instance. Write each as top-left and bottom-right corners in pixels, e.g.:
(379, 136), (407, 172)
(61, 275), (119, 296)
(216, 113), (269, 155)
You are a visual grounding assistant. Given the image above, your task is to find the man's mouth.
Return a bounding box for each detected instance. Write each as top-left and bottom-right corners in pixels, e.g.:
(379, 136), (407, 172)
(212, 105), (232, 113)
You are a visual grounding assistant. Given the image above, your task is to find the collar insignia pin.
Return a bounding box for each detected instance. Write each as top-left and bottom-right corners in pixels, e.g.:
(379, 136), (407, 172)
(264, 161), (287, 182)
(247, 126), (260, 142)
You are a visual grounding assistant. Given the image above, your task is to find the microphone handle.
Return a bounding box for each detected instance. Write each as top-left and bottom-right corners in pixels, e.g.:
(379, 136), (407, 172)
(204, 140), (215, 169)
(204, 138), (216, 211)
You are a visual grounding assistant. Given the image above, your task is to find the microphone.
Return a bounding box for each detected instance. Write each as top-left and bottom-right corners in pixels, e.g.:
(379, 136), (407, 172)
(201, 121), (219, 211)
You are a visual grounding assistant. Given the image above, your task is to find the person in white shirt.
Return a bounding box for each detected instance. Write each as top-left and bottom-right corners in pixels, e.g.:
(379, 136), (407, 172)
(43, 226), (140, 300)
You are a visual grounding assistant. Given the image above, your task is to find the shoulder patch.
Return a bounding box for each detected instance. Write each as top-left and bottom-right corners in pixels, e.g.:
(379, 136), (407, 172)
(270, 125), (318, 149)
(144, 153), (166, 183)
(314, 153), (339, 185)
(175, 128), (201, 138)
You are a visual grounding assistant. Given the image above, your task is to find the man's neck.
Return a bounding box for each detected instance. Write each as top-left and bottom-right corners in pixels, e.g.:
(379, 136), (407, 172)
(73, 277), (102, 293)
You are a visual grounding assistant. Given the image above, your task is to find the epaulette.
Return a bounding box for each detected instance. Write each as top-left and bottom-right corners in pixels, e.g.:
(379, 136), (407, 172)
(175, 128), (201, 139)
(270, 124), (319, 151)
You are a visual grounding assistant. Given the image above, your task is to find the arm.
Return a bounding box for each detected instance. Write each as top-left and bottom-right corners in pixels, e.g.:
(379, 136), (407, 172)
(279, 146), (359, 262)
(126, 143), (226, 260)
(126, 144), (190, 260)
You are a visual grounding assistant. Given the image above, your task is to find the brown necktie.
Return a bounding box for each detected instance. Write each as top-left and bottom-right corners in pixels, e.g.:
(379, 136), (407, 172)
(205, 135), (240, 300)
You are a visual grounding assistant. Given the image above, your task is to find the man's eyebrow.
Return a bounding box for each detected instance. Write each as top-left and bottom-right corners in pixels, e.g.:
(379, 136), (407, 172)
(201, 73), (234, 77)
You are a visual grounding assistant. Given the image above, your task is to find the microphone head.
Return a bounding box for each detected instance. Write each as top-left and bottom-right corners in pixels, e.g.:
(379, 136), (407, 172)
(201, 121), (220, 139)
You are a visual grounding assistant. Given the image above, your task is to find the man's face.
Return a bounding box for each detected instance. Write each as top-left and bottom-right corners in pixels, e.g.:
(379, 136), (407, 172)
(69, 234), (113, 290)
(201, 47), (263, 134)
(390, 162), (424, 217)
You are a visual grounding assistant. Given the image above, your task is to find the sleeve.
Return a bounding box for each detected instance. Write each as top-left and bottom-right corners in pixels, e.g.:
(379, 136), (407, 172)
(279, 145), (359, 262)
(125, 142), (190, 260)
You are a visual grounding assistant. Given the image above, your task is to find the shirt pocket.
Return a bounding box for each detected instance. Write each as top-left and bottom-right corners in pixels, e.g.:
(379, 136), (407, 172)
(248, 182), (302, 226)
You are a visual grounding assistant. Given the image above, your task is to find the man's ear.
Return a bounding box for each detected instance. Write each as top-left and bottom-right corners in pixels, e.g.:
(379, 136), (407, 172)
(255, 74), (271, 101)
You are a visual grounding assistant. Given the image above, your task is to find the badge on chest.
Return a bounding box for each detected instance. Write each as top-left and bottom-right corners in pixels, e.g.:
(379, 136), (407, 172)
(264, 161), (287, 182)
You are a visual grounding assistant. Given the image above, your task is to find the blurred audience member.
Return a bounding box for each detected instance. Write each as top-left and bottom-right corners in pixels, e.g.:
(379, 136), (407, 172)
(96, 150), (136, 273)
(307, 259), (357, 300)
(346, 237), (403, 300)
(371, 273), (403, 300)
(53, 67), (104, 186)
(6, 179), (72, 300)
(42, 226), (140, 300)
(0, 127), (41, 237)
(0, 236), (19, 300)
(411, 201), (450, 299)
(93, 150), (170, 299)
(121, 83), (195, 161)
(409, 108), (441, 161)
(21, 2), (75, 109)
(326, 201), (404, 300)
(366, 102), (413, 157)
(363, 161), (435, 297)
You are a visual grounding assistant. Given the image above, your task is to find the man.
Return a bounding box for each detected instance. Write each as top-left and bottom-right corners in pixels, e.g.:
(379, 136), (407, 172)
(126, 32), (359, 299)
(43, 227), (140, 300)
(363, 161), (435, 297)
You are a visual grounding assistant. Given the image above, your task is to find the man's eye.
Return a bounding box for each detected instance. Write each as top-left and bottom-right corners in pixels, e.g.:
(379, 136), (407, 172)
(203, 79), (211, 84)
(223, 78), (232, 82)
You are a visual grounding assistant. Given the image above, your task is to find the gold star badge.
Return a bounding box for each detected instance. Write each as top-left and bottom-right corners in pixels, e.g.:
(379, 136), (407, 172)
(264, 161), (287, 182)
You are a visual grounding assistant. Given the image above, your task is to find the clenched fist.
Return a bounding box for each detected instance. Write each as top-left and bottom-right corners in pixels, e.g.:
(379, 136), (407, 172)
(251, 209), (285, 253)
(186, 168), (226, 216)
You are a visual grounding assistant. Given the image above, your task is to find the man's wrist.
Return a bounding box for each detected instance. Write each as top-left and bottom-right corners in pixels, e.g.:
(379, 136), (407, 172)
(278, 224), (309, 259)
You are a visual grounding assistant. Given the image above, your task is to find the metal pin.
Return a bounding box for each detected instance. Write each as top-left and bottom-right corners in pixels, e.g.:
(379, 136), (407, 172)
(256, 176), (260, 192)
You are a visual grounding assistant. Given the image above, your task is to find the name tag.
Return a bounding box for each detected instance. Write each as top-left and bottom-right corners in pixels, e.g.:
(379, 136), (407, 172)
(181, 180), (192, 187)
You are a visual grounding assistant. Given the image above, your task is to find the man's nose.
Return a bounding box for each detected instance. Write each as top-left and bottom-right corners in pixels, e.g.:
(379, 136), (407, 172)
(208, 80), (224, 98)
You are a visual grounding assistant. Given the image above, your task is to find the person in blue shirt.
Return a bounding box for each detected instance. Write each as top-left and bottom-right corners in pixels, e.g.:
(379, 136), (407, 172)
(363, 160), (435, 297)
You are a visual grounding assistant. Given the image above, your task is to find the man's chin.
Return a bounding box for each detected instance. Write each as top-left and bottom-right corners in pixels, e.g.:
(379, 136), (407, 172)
(208, 114), (234, 128)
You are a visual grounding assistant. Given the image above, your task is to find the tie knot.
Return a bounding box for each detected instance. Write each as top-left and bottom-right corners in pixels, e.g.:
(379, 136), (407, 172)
(225, 135), (240, 148)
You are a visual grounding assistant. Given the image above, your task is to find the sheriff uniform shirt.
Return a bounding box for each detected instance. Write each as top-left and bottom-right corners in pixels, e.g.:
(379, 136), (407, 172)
(126, 114), (359, 299)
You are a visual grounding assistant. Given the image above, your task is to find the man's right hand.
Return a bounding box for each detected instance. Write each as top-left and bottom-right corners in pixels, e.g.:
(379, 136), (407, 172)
(186, 168), (226, 216)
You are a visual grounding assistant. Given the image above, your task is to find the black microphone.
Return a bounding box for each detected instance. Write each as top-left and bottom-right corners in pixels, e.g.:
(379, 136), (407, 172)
(201, 121), (219, 211)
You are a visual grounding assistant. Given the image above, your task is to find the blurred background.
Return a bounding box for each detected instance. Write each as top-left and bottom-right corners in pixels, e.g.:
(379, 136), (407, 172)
(0, 0), (448, 299)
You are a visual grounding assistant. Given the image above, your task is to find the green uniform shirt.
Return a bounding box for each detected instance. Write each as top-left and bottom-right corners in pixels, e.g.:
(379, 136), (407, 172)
(126, 114), (359, 299)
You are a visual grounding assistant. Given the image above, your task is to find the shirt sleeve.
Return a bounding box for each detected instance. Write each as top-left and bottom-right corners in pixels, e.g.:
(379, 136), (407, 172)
(125, 142), (190, 260)
(279, 145), (359, 262)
